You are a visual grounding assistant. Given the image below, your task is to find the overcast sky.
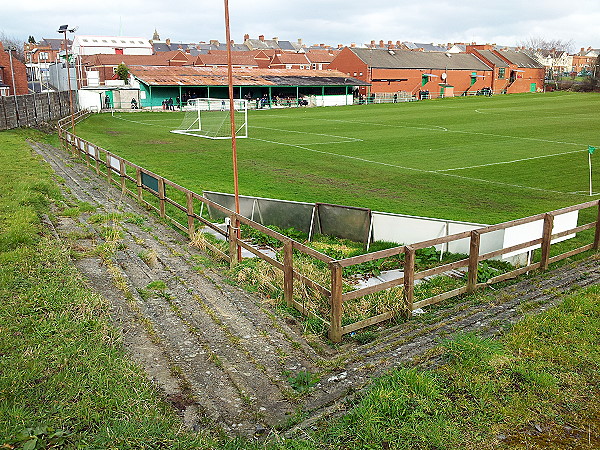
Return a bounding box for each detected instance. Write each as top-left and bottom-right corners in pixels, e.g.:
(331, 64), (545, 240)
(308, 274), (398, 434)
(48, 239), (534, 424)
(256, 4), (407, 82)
(3, 0), (599, 51)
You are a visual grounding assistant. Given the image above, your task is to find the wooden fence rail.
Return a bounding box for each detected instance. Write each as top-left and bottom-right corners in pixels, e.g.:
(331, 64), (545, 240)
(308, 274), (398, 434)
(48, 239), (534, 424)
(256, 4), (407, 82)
(58, 114), (600, 342)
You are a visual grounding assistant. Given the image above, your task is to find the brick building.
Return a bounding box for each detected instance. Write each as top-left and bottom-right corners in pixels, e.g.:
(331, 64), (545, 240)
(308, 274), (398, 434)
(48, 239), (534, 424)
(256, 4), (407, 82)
(329, 46), (545, 98)
(0, 42), (29, 95)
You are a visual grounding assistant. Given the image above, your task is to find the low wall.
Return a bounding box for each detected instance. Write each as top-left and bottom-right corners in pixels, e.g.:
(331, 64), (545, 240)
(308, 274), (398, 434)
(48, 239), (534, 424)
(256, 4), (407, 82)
(0, 90), (75, 130)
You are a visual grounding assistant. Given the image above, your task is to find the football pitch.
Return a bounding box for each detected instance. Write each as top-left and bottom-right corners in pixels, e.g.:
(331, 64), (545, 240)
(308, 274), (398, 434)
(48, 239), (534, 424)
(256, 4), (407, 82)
(76, 92), (600, 225)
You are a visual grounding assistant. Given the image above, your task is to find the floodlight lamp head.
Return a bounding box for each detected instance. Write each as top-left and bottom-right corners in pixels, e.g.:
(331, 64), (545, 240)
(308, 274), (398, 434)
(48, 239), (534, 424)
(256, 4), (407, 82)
(69, 26), (79, 33)
(58, 25), (68, 33)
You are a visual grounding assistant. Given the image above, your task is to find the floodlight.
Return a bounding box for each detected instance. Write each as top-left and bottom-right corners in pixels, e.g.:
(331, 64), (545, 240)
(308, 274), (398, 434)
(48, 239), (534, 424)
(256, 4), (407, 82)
(58, 25), (68, 32)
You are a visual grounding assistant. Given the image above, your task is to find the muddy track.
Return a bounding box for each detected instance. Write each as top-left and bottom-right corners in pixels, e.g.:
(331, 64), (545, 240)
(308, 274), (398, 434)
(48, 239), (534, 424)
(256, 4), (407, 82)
(31, 141), (600, 438)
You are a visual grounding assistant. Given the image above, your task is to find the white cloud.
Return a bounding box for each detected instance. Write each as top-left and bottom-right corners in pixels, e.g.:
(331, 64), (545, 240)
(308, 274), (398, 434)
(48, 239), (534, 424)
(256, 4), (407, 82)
(2, 0), (599, 49)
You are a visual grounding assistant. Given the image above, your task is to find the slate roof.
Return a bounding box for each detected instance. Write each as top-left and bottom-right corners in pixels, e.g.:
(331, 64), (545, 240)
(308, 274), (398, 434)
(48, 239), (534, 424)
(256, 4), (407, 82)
(403, 42), (448, 52)
(498, 50), (544, 68)
(245, 39), (295, 50)
(38, 38), (69, 50)
(129, 66), (369, 87)
(350, 48), (492, 71)
(476, 50), (509, 68)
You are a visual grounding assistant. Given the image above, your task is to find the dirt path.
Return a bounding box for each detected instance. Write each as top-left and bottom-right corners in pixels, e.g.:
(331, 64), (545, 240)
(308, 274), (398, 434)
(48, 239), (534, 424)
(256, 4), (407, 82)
(31, 140), (600, 438)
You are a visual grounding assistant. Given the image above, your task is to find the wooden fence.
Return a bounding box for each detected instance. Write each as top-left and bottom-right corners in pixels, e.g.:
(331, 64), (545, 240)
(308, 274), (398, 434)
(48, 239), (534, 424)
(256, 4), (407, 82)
(58, 113), (600, 342)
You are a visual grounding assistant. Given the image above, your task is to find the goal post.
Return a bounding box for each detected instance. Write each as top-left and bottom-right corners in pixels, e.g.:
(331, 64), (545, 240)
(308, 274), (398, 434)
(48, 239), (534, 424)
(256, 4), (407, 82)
(171, 98), (248, 139)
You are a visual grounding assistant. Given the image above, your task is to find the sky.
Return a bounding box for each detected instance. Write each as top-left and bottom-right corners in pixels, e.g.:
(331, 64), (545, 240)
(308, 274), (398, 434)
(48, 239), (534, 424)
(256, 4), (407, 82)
(3, 0), (600, 51)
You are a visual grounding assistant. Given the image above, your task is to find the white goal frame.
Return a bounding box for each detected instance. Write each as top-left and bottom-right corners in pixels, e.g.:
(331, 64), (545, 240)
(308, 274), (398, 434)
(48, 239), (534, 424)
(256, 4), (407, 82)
(171, 98), (248, 139)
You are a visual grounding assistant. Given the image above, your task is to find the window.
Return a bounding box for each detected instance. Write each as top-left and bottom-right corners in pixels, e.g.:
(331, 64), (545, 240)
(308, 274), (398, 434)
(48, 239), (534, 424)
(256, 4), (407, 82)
(359, 72), (363, 76)
(112, 40), (117, 43)
(102, 40), (107, 43)
(422, 74), (428, 86)
(498, 68), (505, 79)
(92, 39), (98, 42)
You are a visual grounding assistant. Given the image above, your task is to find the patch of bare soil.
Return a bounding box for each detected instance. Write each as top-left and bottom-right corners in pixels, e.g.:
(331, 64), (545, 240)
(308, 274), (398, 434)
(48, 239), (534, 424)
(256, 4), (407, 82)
(30, 140), (600, 439)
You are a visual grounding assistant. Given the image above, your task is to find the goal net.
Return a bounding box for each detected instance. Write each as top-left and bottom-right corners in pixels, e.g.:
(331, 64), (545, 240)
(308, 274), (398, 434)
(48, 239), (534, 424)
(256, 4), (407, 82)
(171, 98), (248, 139)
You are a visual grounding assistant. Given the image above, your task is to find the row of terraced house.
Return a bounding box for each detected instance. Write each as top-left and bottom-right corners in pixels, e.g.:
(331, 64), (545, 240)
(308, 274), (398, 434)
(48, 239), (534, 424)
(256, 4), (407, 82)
(8, 32), (597, 111)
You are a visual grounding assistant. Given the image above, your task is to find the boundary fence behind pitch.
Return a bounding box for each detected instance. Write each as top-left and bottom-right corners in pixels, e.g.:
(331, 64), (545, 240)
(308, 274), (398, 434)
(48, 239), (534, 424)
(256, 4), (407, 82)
(1, 91), (75, 130)
(58, 112), (600, 342)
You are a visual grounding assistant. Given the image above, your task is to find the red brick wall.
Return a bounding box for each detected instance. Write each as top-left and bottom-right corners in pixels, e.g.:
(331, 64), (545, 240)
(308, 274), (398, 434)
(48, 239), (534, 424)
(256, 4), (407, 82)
(0, 42), (29, 95)
(328, 48), (369, 94)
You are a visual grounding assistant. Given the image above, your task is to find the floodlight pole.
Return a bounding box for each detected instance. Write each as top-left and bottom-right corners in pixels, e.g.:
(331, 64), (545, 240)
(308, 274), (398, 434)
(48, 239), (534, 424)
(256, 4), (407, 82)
(7, 46), (20, 127)
(59, 25), (76, 137)
(224, 0), (242, 261)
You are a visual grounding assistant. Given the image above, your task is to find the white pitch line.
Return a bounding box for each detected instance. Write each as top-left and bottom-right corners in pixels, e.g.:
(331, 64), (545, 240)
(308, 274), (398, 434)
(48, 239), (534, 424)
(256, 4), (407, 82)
(318, 117), (588, 147)
(113, 114), (176, 127)
(251, 125), (363, 142)
(436, 149), (588, 172)
(248, 136), (584, 196)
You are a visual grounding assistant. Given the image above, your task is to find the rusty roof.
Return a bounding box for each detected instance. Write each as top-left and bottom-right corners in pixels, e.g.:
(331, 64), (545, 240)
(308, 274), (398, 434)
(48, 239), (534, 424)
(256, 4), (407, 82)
(129, 66), (369, 86)
(81, 51), (193, 67)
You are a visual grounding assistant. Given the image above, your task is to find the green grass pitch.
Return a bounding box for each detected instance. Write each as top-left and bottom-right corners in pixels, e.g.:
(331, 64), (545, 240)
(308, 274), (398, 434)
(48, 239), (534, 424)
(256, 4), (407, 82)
(76, 92), (600, 225)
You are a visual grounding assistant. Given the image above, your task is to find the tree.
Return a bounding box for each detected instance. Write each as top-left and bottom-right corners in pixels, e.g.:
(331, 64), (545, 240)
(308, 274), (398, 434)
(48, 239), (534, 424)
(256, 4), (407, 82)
(516, 36), (574, 53)
(116, 63), (129, 84)
(0, 31), (25, 62)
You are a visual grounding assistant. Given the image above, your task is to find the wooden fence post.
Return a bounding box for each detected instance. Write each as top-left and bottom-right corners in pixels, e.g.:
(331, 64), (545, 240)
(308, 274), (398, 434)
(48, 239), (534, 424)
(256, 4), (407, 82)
(594, 202), (600, 250)
(283, 239), (294, 307)
(94, 147), (100, 175)
(136, 168), (143, 201)
(106, 153), (112, 185)
(540, 213), (554, 271)
(329, 262), (343, 343)
(158, 178), (166, 218)
(228, 214), (239, 268)
(403, 246), (415, 317)
(186, 192), (195, 239)
(119, 160), (126, 194)
(467, 230), (480, 293)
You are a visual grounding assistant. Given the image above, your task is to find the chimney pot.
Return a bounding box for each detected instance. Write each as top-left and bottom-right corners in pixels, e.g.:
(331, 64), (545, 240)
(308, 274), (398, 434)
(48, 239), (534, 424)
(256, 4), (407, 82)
(379, 40), (384, 47)
(351, 43), (356, 48)
(166, 38), (171, 45)
(244, 34), (249, 41)
(259, 35), (265, 41)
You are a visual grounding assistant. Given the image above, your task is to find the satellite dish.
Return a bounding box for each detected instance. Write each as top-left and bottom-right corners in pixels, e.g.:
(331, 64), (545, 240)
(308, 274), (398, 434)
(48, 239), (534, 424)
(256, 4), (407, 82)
(441, 72), (447, 80)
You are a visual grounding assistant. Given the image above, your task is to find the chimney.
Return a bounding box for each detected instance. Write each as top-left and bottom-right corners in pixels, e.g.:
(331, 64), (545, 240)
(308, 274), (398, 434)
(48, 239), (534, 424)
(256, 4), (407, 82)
(244, 33), (249, 41)
(338, 44), (343, 49)
(388, 40), (392, 46)
(396, 40), (401, 47)
(350, 43), (356, 48)
(298, 38), (303, 45)
(379, 40), (384, 47)
(320, 43), (324, 47)
(259, 35), (265, 41)
(210, 39), (219, 46)
(166, 38), (171, 46)
(370, 40), (375, 47)
(272, 37), (278, 42)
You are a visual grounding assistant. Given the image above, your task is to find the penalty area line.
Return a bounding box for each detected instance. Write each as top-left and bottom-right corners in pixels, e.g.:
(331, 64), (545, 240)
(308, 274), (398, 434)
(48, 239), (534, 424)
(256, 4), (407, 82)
(436, 148), (589, 172)
(248, 137), (581, 196)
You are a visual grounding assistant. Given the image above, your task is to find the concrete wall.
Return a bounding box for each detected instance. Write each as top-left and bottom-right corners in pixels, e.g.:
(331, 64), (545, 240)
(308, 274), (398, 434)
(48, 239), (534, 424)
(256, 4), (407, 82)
(0, 90), (74, 130)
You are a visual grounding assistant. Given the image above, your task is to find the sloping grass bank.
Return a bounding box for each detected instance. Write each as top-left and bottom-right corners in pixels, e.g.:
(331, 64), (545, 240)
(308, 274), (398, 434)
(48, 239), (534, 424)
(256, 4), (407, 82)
(0, 130), (214, 448)
(314, 284), (599, 449)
